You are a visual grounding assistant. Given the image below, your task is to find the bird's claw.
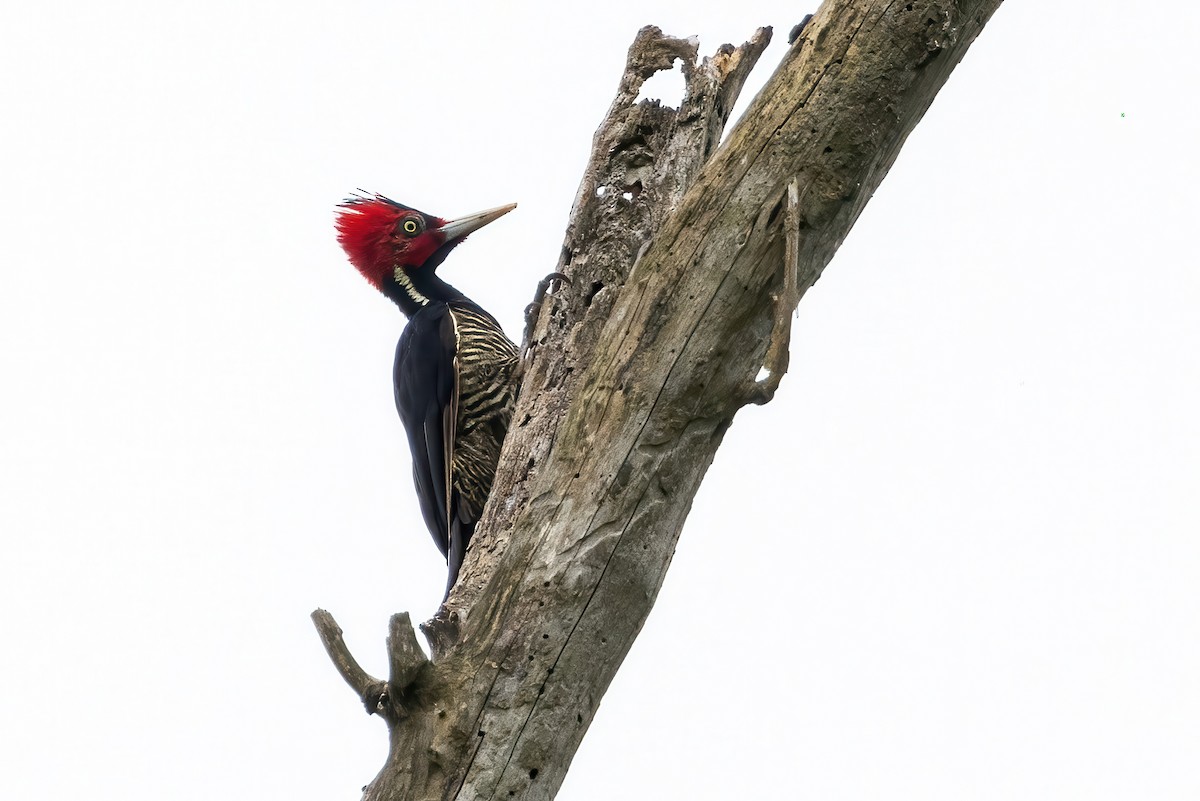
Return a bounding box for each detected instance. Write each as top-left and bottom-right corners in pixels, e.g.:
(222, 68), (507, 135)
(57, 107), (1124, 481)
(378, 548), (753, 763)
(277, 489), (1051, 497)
(522, 271), (572, 346)
(534, 271), (571, 300)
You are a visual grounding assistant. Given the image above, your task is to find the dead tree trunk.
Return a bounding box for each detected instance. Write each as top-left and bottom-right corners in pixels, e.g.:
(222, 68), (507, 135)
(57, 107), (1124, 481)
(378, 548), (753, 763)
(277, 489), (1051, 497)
(314, 1), (1005, 798)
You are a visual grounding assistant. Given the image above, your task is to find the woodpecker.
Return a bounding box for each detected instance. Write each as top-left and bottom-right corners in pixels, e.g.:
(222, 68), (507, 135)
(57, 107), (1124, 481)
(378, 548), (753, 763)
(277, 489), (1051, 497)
(335, 193), (519, 597)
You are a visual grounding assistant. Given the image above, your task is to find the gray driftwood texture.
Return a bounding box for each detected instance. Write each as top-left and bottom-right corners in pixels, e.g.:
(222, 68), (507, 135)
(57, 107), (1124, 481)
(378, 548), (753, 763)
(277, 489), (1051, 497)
(313, 1), (1005, 798)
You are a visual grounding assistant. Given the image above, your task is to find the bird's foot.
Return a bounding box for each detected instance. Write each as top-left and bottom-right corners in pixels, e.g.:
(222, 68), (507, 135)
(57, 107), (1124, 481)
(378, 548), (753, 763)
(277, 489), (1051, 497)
(522, 271), (571, 353)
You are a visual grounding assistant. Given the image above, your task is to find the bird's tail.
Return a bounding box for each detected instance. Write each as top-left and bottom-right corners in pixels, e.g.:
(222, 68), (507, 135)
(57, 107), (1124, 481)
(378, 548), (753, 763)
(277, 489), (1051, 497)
(444, 518), (474, 599)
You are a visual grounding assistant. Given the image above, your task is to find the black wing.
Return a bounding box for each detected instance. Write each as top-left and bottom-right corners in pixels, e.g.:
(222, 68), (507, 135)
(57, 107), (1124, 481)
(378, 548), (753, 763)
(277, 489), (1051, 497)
(393, 304), (457, 560)
(394, 301), (519, 597)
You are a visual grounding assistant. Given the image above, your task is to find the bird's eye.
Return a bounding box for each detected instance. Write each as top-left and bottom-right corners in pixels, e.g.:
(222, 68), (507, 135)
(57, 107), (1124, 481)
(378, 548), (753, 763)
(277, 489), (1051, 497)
(400, 217), (423, 236)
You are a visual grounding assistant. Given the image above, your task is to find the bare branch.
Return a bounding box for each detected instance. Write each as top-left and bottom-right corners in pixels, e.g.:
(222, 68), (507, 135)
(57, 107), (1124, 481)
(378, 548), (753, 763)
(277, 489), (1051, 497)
(387, 612), (430, 693)
(310, 608), (389, 717)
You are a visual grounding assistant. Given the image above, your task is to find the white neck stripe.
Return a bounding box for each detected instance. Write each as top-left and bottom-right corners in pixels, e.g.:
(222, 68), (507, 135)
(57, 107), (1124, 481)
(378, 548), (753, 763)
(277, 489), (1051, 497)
(394, 267), (429, 306)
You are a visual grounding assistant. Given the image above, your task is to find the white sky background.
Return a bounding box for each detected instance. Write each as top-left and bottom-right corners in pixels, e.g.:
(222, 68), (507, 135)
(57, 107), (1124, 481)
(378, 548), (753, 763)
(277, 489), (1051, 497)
(2, 1), (1198, 798)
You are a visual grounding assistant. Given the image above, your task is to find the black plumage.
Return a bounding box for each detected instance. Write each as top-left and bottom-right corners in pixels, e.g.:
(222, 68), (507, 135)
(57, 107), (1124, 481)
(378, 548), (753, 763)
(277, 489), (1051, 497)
(394, 300), (518, 595)
(335, 195), (519, 597)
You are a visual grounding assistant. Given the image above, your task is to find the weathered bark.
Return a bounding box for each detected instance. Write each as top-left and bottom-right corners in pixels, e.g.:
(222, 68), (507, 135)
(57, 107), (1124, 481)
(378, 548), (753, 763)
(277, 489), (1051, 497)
(313, 1), (1005, 798)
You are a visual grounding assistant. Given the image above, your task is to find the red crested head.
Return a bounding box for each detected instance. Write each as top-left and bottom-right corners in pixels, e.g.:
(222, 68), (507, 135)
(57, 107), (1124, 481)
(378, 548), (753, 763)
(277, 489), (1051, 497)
(334, 193), (518, 298)
(334, 194), (447, 290)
